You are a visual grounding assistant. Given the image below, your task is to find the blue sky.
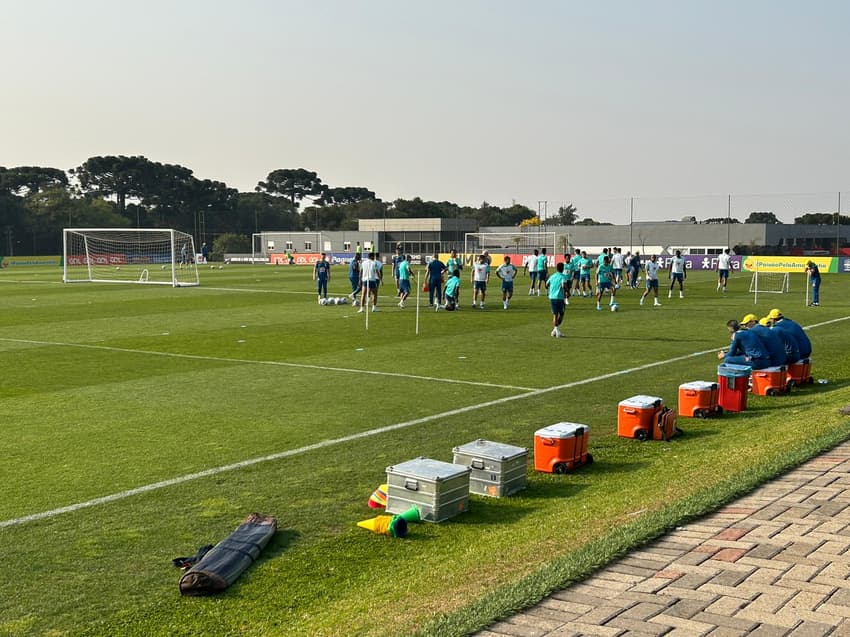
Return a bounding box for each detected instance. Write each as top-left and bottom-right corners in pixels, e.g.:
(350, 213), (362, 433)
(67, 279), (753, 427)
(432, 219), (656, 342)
(2, 1), (848, 222)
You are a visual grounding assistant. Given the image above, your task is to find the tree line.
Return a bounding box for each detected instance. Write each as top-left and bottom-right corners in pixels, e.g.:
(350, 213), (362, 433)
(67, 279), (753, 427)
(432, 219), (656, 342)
(0, 158), (546, 256)
(1, 157), (843, 257)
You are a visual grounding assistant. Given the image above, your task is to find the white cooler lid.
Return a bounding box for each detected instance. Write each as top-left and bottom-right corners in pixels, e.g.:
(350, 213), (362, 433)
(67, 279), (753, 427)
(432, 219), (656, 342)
(534, 422), (588, 439)
(619, 395), (663, 408)
(678, 381), (716, 391)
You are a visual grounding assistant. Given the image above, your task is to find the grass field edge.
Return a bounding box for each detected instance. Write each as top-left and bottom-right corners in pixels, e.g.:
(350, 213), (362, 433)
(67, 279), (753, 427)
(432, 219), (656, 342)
(413, 414), (850, 637)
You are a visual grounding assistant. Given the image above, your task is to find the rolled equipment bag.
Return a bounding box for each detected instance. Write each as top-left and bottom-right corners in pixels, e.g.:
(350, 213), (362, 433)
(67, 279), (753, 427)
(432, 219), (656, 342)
(179, 513), (277, 596)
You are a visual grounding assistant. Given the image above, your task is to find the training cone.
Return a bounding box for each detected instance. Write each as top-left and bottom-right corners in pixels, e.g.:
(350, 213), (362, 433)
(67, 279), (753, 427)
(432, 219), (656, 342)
(357, 515), (408, 538)
(398, 506), (420, 524)
(368, 484), (388, 509)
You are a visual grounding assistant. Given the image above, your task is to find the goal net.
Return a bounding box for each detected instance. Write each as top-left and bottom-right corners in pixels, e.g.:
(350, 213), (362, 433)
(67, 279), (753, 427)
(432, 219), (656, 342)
(749, 268), (789, 304)
(63, 228), (199, 287)
(464, 232), (557, 257)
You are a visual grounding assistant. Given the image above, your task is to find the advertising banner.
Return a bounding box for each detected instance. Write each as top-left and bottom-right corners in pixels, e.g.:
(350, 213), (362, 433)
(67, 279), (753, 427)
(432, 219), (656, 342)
(741, 256), (836, 273)
(1, 255), (62, 268)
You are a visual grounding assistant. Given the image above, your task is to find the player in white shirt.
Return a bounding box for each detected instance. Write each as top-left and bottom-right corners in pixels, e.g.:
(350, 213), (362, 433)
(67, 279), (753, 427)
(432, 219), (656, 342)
(358, 252), (380, 313)
(640, 254), (662, 307)
(471, 254), (491, 309)
(716, 249), (732, 293)
(611, 248), (625, 287)
(496, 255), (517, 309)
(667, 250), (686, 299)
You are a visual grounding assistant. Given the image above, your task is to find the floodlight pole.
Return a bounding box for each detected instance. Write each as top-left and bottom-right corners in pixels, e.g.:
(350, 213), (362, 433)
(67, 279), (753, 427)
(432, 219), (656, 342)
(727, 194), (732, 250)
(837, 192), (842, 256)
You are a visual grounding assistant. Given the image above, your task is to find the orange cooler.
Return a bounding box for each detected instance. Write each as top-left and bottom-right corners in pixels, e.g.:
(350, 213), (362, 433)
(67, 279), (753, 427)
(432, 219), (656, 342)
(678, 381), (721, 418)
(752, 366), (789, 396)
(618, 395), (678, 441)
(787, 358), (813, 387)
(718, 364), (750, 413)
(533, 423), (591, 474)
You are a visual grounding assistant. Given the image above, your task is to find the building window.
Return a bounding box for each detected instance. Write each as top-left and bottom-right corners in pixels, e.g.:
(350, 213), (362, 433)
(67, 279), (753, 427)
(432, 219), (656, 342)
(285, 241), (293, 250)
(305, 241), (312, 251)
(343, 241), (351, 251)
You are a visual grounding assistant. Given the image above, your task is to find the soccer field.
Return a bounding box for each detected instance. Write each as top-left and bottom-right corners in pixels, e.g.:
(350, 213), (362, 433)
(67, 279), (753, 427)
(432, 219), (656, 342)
(1, 265), (849, 637)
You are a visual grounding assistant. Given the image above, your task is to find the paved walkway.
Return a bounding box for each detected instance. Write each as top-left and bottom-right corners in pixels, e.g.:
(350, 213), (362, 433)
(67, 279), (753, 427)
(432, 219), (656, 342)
(478, 441), (850, 637)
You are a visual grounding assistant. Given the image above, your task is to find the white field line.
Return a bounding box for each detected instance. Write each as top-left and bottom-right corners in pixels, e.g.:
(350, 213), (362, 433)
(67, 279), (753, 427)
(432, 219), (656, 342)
(0, 347), (716, 530)
(0, 337), (532, 392)
(1, 315), (846, 530)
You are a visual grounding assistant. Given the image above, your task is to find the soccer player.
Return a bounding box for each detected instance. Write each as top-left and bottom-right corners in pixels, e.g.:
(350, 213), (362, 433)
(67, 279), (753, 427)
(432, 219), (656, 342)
(471, 254), (490, 309)
(806, 261), (821, 306)
(767, 308), (812, 359)
(348, 253), (362, 304)
(180, 243), (188, 266)
(596, 255), (616, 310)
(536, 248), (548, 295)
(442, 269), (461, 311)
(628, 251), (642, 289)
(426, 252), (446, 307)
(597, 247), (609, 268)
(496, 255), (517, 309)
(570, 248), (582, 296)
(578, 250), (594, 297)
(545, 262), (568, 338)
(313, 253), (330, 303)
(397, 254), (412, 308)
(718, 319), (771, 369)
(667, 250), (686, 298)
(716, 248), (732, 293)
(640, 254), (662, 306)
(392, 247), (404, 297)
(527, 249), (539, 295)
(445, 249), (463, 283)
(358, 252), (380, 313)
(741, 314), (786, 367)
(374, 252), (383, 290)
(611, 247), (624, 287)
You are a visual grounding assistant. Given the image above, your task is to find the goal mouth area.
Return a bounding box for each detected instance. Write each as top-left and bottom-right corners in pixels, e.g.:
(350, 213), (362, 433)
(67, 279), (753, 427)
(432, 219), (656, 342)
(62, 228), (200, 288)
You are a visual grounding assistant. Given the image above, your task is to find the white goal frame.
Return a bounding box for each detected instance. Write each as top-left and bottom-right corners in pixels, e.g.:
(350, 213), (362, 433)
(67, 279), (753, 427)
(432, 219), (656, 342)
(749, 265), (789, 305)
(63, 228), (199, 287)
(463, 232), (557, 257)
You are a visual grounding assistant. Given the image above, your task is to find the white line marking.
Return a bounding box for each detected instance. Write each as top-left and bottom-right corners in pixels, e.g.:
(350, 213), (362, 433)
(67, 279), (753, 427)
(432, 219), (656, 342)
(0, 347), (716, 529)
(2, 315), (846, 529)
(0, 337), (532, 392)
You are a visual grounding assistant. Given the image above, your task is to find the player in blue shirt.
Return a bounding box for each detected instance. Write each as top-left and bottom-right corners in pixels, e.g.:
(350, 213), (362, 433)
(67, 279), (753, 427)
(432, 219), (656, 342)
(426, 253), (446, 307)
(742, 314), (786, 367)
(313, 253), (331, 303)
(806, 261), (821, 306)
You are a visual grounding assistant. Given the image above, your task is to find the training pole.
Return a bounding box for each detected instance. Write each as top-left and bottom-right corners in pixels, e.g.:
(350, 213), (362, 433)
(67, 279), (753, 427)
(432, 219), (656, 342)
(805, 271), (810, 307)
(365, 284), (370, 331)
(753, 262), (758, 306)
(415, 271), (421, 336)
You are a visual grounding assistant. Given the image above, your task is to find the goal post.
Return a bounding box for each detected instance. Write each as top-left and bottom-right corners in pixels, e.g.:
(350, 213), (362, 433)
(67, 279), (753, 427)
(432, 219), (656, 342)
(464, 231), (557, 262)
(748, 263), (789, 305)
(63, 228), (199, 287)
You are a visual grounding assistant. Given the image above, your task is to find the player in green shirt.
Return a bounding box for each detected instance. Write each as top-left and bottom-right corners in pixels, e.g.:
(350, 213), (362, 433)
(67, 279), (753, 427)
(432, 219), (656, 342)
(545, 262), (568, 338)
(397, 255), (412, 308)
(595, 255), (617, 310)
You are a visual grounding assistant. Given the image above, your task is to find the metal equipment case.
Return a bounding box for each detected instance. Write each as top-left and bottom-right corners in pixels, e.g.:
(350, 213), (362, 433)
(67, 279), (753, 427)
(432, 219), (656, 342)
(452, 439), (528, 497)
(385, 457), (471, 523)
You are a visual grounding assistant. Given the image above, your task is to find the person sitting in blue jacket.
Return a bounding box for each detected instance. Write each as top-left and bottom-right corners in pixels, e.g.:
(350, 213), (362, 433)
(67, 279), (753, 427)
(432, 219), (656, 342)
(768, 308), (812, 360)
(741, 313), (786, 367)
(718, 319), (771, 369)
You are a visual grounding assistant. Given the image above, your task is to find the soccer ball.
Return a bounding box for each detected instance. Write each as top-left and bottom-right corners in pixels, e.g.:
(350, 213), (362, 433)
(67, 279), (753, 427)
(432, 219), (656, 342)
(611, 303), (619, 312)
(161, 265), (167, 271)
(218, 266), (223, 270)
(115, 266), (120, 270)
(210, 265), (214, 269)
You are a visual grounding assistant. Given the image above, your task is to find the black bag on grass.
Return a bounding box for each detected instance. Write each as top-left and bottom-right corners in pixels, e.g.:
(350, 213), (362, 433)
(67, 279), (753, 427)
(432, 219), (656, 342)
(179, 513), (277, 596)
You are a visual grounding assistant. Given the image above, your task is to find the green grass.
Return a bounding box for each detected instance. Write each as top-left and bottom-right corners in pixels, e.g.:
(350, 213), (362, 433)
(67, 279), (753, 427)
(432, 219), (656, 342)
(0, 265), (848, 637)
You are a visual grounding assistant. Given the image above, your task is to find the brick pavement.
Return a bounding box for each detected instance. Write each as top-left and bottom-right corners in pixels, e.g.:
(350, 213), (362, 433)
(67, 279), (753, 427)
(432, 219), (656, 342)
(477, 441), (850, 636)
